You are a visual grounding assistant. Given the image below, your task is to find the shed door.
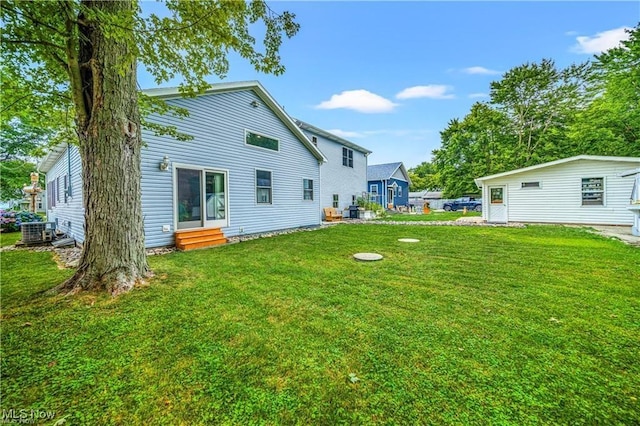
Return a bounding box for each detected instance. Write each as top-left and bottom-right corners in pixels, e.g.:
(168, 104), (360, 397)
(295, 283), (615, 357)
(487, 185), (507, 223)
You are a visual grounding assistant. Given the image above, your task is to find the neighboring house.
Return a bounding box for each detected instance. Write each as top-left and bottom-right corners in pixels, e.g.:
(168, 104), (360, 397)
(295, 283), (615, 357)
(295, 120), (371, 217)
(40, 81), (327, 249)
(474, 155), (640, 224)
(367, 162), (411, 209)
(409, 190), (444, 209)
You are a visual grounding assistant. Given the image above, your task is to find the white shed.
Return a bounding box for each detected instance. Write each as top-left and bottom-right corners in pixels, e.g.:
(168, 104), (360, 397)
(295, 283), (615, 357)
(474, 155), (640, 225)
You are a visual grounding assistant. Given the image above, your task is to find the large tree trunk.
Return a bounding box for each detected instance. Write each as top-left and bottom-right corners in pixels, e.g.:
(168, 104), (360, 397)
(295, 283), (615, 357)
(57, 0), (148, 295)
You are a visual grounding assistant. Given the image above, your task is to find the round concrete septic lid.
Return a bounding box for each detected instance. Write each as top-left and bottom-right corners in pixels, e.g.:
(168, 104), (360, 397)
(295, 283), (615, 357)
(398, 238), (420, 243)
(353, 253), (384, 261)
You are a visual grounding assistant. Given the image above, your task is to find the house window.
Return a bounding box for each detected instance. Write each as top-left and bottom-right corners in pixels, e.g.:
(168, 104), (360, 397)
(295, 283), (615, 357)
(303, 179), (313, 200)
(63, 175), (68, 203)
(352, 195), (357, 205)
(311, 136), (318, 146)
(582, 177), (604, 206)
(521, 181), (541, 189)
(333, 194), (339, 208)
(342, 147), (353, 168)
(47, 180), (56, 209)
(246, 131), (279, 152)
(370, 184), (378, 194)
(256, 170), (272, 204)
(56, 177), (61, 203)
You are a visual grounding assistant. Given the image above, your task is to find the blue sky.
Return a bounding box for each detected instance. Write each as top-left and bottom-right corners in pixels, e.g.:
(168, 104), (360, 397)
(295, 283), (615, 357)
(138, 1), (639, 169)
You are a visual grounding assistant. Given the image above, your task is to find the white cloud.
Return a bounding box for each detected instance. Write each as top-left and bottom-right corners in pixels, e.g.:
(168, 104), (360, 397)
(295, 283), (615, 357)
(396, 85), (455, 100)
(572, 26), (631, 54)
(326, 129), (364, 138)
(468, 92), (489, 99)
(462, 66), (501, 75)
(315, 90), (398, 113)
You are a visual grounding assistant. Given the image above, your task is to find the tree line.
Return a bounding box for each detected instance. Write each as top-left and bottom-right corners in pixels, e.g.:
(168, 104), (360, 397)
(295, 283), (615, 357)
(409, 25), (640, 197)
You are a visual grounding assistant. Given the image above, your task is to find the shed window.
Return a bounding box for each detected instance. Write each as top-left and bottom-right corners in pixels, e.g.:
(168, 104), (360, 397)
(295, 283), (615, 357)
(581, 177), (604, 206)
(332, 194), (339, 208)
(246, 131), (279, 152)
(521, 181), (540, 189)
(342, 148), (353, 168)
(256, 170), (272, 204)
(303, 179), (314, 201)
(398, 186), (403, 197)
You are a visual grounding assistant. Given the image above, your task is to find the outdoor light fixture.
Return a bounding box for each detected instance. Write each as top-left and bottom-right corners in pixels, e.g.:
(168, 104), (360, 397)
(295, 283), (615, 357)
(159, 155), (170, 171)
(250, 100), (259, 108)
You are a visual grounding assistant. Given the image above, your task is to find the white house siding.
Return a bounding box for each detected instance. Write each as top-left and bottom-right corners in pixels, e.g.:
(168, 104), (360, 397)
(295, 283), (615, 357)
(480, 159), (639, 225)
(44, 145), (85, 242)
(300, 130), (368, 212)
(141, 89), (321, 248)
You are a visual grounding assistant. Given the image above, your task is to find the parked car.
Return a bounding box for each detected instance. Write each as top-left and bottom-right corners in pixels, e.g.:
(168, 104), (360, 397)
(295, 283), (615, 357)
(443, 197), (482, 212)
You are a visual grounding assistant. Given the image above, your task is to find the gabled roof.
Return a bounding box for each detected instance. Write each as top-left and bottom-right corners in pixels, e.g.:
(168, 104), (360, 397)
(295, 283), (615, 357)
(367, 162), (411, 184)
(40, 81), (328, 171)
(294, 119), (372, 155)
(144, 81), (327, 162)
(474, 155), (640, 187)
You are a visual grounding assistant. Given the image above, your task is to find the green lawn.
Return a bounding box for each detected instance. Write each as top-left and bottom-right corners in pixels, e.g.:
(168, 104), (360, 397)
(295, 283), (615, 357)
(1, 225), (639, 424)
(378, 210), (482, 221)
(0, 231), (22, 247)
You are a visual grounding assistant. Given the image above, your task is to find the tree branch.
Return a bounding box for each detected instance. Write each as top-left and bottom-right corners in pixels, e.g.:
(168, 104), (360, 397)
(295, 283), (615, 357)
(2, 39), (65, 50)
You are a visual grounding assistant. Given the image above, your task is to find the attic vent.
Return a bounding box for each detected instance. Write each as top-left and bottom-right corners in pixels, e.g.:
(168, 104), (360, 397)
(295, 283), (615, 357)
(521, 181), (540, 188)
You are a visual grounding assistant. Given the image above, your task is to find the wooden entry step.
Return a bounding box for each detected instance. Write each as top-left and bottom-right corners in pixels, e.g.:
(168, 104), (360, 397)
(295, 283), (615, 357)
(175, 228), (227, 251)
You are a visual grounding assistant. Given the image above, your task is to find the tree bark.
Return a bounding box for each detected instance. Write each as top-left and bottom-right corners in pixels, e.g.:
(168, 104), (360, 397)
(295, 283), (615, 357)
(57, 0), (148, 295)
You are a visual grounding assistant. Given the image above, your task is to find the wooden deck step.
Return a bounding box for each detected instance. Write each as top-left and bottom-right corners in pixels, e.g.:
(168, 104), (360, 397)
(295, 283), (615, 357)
(175, 228), (227, 251)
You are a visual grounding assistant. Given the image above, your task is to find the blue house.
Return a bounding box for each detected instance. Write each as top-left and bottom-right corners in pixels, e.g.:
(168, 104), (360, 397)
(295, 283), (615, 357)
(39, 81), (327, 250)
(296, 120), (371, 217)
(367, 162), (411, 209)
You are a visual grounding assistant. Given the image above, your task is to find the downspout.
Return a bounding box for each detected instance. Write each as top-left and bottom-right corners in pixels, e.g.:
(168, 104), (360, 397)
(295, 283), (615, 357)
(318, 159), (323, 223)
(384, 179), (387, 208)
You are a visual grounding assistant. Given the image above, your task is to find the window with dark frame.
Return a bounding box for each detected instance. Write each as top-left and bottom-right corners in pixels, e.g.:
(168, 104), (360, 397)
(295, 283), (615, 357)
(56, 177), (61, 203)
(256, 170), (272, 204)
(63, 175), (68, 203)
(342, 147), (353, 168)
(311, 136), (318, 146)
(521, 181), (540, 189)
(246, 131), (279, 151)
(303, 179), (313, 200)
(332, 194), (339, 208)
(581, 177), (604, 206)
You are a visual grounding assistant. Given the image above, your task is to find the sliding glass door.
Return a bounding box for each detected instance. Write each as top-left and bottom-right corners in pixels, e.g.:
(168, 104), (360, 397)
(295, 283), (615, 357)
(176, 167), (228, 230)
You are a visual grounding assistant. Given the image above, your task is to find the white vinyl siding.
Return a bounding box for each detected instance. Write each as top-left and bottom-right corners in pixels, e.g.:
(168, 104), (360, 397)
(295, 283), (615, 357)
(140, 89), (321, 247)
(479, 159), (639, 225)
(44, 144), (84, 242)
(301, 129), (367, 213)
